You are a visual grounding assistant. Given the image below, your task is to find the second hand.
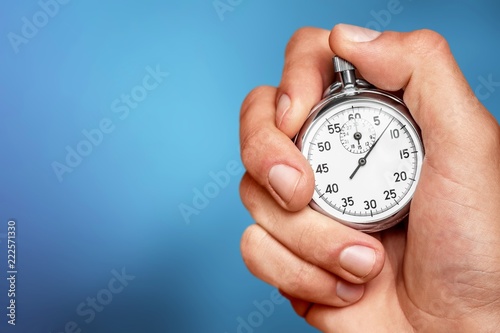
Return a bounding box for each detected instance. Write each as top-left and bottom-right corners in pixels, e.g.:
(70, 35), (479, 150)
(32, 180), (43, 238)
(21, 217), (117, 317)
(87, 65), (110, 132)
(349, 118), (394, 180)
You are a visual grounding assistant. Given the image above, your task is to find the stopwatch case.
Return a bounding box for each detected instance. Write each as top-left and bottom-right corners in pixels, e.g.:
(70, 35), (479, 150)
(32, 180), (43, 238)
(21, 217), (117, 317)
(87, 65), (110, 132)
(295, 85), (422, 233)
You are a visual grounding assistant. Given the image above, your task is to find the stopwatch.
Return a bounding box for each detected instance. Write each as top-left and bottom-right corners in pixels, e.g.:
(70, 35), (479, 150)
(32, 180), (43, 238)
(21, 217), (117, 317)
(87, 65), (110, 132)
(295, 57), (424, 232)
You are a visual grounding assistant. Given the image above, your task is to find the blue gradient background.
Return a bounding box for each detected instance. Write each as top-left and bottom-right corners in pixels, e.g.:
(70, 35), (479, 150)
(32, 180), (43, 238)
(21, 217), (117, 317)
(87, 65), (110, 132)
(0, 0), (499, 332)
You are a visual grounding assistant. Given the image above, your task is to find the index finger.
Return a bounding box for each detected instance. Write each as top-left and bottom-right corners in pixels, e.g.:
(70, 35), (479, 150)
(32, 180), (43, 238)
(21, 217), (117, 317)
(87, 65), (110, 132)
(276, 27), (335, 137)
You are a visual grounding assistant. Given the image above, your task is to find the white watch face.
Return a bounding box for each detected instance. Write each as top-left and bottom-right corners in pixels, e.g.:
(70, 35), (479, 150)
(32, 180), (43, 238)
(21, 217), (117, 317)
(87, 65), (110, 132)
(301, 98), (424, 225)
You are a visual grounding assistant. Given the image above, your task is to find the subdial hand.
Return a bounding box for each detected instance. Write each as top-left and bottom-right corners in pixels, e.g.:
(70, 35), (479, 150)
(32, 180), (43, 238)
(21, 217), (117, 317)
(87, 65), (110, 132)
(354, 131), (362, 145)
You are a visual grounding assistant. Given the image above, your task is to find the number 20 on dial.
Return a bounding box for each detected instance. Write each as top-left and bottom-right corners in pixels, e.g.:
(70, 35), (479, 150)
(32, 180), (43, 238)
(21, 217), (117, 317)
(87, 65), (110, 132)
(295, 57), (424, 232)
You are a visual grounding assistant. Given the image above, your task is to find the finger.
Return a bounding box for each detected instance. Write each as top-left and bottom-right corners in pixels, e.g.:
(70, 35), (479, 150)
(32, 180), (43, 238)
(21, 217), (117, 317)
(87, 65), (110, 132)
(276, 27), (335, 137)
(329, 23), (500, 240)
(329, 24), (500, 316)
(240, 224), (365, 306)
(279, 290), (314, 318)
(240, 173), (385, 284)
(329, 24), (498, 164)
(240, 86), (314, 211)
(304, 233), (414, 333)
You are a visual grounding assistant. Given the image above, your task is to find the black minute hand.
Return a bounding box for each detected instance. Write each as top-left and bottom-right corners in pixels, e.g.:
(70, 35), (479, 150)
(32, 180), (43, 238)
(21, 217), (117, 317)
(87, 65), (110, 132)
(349, 118), (394, 180)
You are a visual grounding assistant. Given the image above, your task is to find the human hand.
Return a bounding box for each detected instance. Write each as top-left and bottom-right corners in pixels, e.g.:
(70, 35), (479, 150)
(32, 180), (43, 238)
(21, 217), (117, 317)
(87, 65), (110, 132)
(239, 24), (500, 332)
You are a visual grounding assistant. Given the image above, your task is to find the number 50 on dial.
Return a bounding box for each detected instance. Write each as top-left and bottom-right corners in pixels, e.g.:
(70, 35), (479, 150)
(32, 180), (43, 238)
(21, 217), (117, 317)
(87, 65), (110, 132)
(297, 95), (423, 232)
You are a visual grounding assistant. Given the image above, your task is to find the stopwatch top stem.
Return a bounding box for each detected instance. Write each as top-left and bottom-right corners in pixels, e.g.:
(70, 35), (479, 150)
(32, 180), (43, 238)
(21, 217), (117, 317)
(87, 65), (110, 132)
(333, 56), (356, 89)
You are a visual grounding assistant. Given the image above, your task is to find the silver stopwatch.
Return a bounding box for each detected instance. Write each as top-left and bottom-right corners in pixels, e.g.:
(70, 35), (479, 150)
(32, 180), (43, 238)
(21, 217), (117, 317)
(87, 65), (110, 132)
(295, 57), (424, 232)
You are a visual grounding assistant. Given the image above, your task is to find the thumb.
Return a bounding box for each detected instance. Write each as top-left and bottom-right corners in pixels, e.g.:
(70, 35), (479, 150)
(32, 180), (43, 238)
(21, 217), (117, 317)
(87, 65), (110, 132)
(330, 24), (500, 311)
(329, 24), (499, 197)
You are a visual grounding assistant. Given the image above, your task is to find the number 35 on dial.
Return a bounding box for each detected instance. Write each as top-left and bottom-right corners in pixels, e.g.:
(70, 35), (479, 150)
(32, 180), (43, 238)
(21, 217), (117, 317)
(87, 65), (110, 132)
(297, 98), (424, 232)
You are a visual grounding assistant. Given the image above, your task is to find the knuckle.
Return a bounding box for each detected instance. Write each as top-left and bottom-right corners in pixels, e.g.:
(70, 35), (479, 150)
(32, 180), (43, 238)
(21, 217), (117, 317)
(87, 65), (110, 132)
(298, 224), (342, 272)
(239, 86), (278, 171)
(289, 26), (316, 43)
(285, 26), (325, 57)
(240, 225), (255, 259)
(481, 116), (500, 160)
(286, 262), (319, 297)
(240, 225), (267, 272)
(240, 85), (275, 121)
(239, 173), (258, 213)
(239, 173), (278, 228)
(240, 125), (274, 171)
(296, 220), (319, 258)
(408, 29), (451, 57)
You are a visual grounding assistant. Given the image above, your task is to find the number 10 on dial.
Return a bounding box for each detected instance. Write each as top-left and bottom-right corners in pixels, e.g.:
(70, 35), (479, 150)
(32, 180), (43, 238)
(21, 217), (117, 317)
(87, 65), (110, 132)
(298, 98), (424, 232)
(296, 57), (424, 232)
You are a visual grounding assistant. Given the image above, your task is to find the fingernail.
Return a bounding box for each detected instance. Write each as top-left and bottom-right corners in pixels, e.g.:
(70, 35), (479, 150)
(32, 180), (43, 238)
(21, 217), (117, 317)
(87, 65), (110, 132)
(340, 245), (376, 278)
(268, 164), (301, 204)
(336, 280), (364, 303)
(338, 23), (382, 42)
(276, 94), (291, 128)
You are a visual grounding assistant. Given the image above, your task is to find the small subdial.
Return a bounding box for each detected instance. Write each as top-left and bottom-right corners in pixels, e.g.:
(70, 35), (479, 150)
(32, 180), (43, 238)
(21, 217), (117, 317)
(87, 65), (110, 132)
(340, 118), (376, 154)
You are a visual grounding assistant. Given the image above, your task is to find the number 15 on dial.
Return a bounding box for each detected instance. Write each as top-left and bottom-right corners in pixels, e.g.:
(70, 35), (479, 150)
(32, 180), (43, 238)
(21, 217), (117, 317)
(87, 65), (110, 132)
(295, 57), (424, 232)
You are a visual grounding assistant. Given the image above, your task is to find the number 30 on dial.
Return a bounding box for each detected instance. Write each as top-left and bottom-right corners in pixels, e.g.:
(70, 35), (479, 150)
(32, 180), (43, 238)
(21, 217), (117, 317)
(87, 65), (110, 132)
(299, 98), (424, 232)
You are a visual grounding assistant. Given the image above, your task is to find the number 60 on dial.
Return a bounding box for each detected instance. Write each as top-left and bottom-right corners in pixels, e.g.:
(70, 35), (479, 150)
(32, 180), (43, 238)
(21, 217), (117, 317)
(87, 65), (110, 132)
(295, 57), (424, 232)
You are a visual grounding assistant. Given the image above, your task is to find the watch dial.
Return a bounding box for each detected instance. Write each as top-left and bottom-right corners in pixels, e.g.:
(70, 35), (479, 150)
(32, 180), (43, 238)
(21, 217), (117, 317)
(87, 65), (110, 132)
(302, 99), (423, 225)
